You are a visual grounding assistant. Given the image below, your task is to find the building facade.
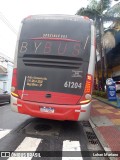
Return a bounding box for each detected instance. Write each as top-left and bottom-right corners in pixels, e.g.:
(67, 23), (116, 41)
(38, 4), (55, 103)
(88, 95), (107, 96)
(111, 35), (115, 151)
(95, 22), (120, 90)
(0, 53), (13, 93)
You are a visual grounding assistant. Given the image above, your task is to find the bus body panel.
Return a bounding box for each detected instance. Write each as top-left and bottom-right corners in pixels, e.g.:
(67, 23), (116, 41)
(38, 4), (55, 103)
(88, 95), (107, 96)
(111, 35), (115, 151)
(11, 95), (18, 112)
(17, 58), (89, 104)
(11, 15), (95, 121)
(11, 95), (91, 121)
(17, 15), (91, 105)
(18, 90), (81, 105)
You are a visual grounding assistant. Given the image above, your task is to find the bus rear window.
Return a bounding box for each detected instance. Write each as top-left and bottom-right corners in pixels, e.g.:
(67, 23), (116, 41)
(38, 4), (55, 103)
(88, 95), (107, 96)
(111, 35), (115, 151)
(19, 39), (83, 58)
(18, 18), (91, 61)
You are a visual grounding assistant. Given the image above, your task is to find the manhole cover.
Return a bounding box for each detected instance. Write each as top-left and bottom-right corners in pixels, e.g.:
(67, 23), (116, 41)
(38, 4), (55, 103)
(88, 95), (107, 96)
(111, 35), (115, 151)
(34, 124), (52, 132)
(22, 121), (61, 136)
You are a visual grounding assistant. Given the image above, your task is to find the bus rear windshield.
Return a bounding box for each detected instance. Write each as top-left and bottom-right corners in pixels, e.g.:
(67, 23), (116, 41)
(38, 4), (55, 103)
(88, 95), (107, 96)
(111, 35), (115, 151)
(18, 16), (91, 61)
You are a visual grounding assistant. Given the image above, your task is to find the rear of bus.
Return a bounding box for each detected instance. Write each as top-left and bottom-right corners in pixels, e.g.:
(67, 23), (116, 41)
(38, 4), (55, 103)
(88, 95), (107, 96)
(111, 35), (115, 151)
(11, 15), (95, 121)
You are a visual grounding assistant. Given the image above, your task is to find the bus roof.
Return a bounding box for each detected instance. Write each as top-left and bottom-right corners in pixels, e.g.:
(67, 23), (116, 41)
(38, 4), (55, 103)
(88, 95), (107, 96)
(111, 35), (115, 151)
(22, 14), (92, 24)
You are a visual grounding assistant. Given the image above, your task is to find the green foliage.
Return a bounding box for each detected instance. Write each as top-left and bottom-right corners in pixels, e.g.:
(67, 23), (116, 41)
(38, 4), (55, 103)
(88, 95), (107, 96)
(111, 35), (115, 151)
(93, 90), (107, 98)
(77, 7), (100, 20)
(76, 0), (112, 20)
(105, 2), (120, 17)
(97, 0), (111, 12)
(89, 0), (99, 10)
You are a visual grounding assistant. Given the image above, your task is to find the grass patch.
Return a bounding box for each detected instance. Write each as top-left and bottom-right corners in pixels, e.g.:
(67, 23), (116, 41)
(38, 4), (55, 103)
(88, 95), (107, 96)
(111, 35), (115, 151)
(93, 90), (107, 99)
(92, 95), (118, 107)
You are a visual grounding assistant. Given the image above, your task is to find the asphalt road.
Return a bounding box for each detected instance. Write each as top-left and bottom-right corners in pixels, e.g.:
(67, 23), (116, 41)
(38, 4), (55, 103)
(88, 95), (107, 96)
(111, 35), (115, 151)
(0, 104), (107, 160)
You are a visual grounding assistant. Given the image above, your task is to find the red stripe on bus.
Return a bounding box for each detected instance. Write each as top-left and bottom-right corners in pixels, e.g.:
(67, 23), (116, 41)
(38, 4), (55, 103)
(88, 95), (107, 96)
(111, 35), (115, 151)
(31, 37), (80, 43)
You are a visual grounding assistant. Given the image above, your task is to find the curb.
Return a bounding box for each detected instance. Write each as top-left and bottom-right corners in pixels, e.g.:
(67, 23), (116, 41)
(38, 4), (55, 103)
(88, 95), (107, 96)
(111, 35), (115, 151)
(89, 119), (117, 160)
(93, 96), (118, 109)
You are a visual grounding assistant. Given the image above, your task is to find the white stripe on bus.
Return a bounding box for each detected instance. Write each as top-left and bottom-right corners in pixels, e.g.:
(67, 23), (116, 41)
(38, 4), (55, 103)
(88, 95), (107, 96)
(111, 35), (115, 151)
(62, 140), (83, 160)
(21, 76), (27, 99)
(0, 129), (11, 140)
(8, 137), (42, 160)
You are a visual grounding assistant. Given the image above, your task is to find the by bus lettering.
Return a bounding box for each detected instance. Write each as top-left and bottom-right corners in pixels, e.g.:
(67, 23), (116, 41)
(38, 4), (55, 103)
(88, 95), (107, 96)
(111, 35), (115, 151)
(64, 81), (82, 89)
(19, 41), (80, 56)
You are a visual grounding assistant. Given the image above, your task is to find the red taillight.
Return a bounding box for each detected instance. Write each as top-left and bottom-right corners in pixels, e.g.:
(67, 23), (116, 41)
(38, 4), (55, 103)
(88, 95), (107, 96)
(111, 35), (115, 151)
(11, 68), (19, 98)
(24, 15), (32, 20)
(83, 16), (89, 20)
(84, 75), (92, 94)
(78, 74), (93, 104)
(12, 68), (17, 87)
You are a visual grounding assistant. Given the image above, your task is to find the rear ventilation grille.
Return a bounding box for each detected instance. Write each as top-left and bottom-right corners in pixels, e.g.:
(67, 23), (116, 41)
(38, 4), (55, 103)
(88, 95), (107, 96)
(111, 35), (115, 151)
(22, 54), (82, 69)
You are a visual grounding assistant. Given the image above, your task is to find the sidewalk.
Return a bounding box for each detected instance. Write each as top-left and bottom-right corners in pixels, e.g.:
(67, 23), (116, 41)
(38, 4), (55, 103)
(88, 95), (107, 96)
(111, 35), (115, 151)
(90, 97), (120, 160)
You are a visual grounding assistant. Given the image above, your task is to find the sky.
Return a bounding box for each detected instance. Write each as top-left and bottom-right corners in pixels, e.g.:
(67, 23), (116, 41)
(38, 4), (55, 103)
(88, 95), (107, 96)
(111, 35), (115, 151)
(0, 0), (118, 60)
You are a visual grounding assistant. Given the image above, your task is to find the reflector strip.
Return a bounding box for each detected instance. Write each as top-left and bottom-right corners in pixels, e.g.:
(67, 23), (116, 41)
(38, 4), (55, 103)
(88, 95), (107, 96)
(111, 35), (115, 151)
(13, 103), (17, 105)
(81, 110), (86, 112)
(13, 103), (22, 107)
(75, 110), (80, 112)
(80, 100), (90, 104)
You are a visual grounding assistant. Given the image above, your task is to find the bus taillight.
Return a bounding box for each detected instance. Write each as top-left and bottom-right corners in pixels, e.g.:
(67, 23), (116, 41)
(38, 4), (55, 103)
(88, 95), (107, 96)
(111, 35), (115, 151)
(79, 74), (93, 104)
(11, 68), (19, 98)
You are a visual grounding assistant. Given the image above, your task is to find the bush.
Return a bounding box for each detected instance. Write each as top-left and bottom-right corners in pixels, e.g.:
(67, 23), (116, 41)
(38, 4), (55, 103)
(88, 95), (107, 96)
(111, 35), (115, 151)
(93, 90), (107, 99)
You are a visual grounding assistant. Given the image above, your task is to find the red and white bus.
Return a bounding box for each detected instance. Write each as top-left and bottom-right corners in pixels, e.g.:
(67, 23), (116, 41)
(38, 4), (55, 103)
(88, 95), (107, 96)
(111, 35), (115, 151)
(11, 15), (95, 121)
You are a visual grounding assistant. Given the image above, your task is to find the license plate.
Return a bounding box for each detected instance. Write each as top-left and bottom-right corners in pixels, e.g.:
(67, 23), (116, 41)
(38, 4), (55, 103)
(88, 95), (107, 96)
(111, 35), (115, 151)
(40, 107), (54, 113)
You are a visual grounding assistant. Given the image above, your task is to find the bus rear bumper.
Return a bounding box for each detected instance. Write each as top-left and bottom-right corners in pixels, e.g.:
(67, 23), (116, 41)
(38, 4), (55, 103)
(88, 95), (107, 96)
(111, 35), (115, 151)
(11, 95), (91, 121)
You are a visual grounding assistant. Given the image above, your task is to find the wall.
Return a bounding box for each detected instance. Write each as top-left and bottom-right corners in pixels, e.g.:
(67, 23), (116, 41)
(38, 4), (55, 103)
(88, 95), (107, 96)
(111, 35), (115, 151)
(0, 53), (13, 93)
(0, 75), (7, 93)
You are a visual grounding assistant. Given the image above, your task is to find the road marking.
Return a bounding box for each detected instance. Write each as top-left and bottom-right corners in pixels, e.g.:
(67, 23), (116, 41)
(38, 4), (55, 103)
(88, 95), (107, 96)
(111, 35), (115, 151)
(62, 140), (83, 160)
(7, 137), (42, 160)
(0, 129), (11, 139)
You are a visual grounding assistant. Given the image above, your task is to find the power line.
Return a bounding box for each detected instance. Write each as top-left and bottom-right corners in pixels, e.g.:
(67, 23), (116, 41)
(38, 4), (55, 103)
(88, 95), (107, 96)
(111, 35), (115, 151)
(0, 12), (17, 35)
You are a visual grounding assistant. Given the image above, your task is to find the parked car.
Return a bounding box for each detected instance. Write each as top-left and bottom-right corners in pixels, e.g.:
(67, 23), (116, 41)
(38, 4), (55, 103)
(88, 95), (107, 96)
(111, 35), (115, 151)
(0, 91), (10, 104)
(116, 81), (120, 92)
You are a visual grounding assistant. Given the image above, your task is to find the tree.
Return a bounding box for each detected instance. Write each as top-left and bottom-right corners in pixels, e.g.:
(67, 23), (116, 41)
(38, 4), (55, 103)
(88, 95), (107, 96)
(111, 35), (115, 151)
(76, 0), (111, 20)
(105, 1), (120, 18)
(76, 0), (112, 91)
